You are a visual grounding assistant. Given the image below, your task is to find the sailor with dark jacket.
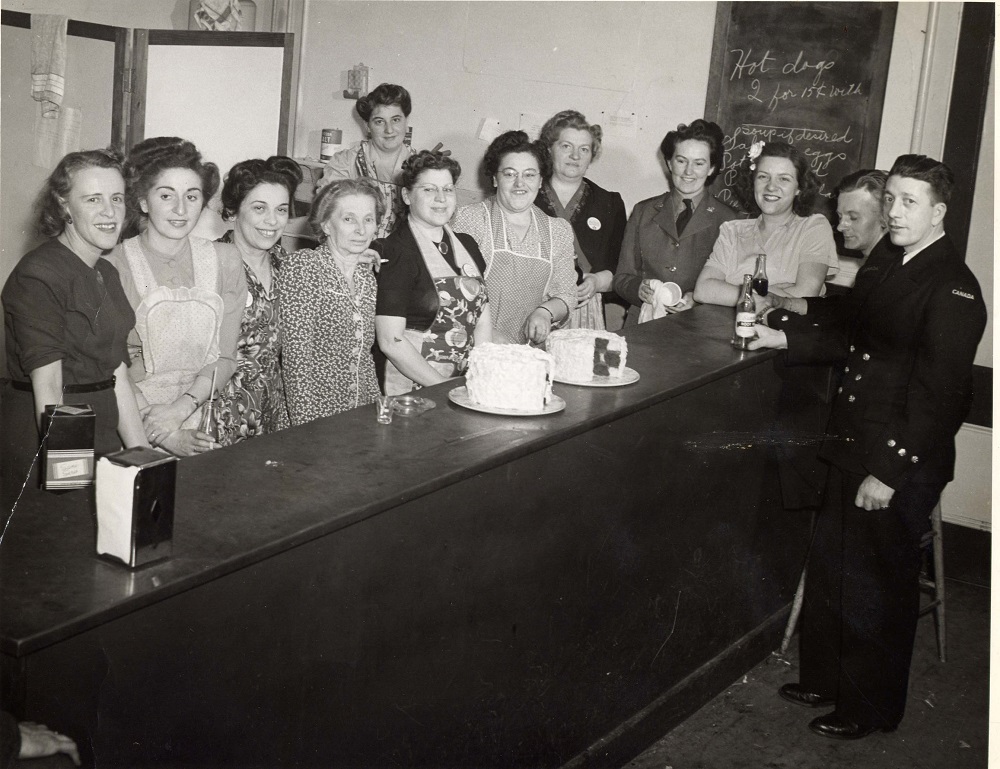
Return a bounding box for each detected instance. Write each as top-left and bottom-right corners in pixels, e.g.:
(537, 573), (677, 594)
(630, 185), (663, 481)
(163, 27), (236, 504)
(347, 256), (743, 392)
(751, 155), (987, 740)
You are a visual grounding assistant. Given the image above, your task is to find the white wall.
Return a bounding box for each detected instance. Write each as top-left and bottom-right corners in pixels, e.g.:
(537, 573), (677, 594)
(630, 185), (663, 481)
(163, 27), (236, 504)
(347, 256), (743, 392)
(294, 1), (719, 209)
(295, 1), (957, 214)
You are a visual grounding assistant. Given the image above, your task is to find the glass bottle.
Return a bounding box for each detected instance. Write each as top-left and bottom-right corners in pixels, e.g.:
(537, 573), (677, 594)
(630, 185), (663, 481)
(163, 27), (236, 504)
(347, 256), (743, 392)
(751, 253), (768, 297)
(732, 274), (756, 350)
(198, 396), (218, 442)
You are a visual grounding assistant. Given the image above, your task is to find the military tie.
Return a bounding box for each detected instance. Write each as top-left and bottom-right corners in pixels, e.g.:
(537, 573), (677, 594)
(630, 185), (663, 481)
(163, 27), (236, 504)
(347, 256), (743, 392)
(676, 198), (693, 235)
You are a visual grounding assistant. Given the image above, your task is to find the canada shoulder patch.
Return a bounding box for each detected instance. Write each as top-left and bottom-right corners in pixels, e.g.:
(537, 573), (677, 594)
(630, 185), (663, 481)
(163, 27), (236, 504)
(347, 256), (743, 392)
(951, 288), (975, 300)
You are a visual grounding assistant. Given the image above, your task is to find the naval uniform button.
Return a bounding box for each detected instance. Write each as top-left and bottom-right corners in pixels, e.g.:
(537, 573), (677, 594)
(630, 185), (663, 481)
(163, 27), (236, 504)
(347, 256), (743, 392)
(848, 395), (855, 402)
(911, 455), (919, 463)
(781, 315), (790, 322)
(862, 353), (871, 361)
(837, 387), (843, 394)
(850, 345), (855, 352)
(854, 374), (862, 381)
(887, 439), (896, 447)
(898, 447), (907, 457)
(844, 366), (850, 373)
(669, 266), (677, 271)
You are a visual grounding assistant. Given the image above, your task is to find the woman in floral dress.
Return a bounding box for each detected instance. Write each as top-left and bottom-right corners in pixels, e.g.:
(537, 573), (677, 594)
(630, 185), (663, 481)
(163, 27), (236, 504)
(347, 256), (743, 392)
(278, 178), (383, 425)
(215, 156), (302, 445)
(374, 150), (492, 395)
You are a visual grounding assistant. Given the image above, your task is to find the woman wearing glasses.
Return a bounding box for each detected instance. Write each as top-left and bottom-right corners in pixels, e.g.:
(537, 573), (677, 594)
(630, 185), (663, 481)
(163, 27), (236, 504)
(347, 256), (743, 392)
(375, 150), (492, 394)
(452, 131), (576, 345)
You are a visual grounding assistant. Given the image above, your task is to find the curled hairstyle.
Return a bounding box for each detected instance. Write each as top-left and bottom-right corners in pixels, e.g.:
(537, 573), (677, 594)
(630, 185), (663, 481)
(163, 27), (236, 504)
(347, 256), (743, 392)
(221, 156), (303, 220)
(399, 150), (462, 190)
(308, 177), (386, 239)
(538, 110), (603, 161)
(735, 141), (819, 216)
(36, 147), (125, 238)
(660, 119), (725, 184)
(356, 83), (412, 122)
(888, 154), (954, 205)
(124, 137), (220, 236)
(484, 130), (551, 181)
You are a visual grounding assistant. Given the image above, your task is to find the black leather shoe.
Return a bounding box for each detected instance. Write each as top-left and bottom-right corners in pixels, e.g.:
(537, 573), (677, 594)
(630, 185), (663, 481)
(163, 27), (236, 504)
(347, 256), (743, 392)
(779, 683), (834, 709)
(809, 712), (888, 740)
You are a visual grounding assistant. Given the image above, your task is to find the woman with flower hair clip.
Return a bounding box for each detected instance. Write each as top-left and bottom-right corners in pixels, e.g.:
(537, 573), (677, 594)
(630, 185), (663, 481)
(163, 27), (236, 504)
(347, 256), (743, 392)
(693, 140), (838, 307)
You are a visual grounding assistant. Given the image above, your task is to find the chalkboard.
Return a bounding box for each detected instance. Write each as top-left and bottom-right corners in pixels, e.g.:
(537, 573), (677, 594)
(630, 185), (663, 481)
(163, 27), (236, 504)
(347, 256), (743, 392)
(705, 2), (897, 214)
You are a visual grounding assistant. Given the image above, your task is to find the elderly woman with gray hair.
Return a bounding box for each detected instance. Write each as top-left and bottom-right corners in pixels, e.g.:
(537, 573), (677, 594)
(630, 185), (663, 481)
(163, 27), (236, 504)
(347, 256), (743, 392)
(278, 178), (384, 425)
(534, 109), (627, 329)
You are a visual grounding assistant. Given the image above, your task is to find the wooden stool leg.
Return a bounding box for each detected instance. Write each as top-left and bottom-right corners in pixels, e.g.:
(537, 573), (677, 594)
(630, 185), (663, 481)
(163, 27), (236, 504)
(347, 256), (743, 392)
(780, 511), (817, 655)
(931, 503), (946, 663)
(780, 563), (807, 655)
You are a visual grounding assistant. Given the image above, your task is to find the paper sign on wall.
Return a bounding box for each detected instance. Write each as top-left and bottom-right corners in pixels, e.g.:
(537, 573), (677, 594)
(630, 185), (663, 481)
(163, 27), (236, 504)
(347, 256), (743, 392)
(477, 118), (503, 143)
(601, 111), (637, 139)
(518, 113), (548, 140)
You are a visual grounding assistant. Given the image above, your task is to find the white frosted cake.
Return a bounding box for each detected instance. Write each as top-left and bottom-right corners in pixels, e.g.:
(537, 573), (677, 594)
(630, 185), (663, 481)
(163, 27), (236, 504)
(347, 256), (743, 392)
(546, 329), (628, 382)
(465, 343), (554, 411)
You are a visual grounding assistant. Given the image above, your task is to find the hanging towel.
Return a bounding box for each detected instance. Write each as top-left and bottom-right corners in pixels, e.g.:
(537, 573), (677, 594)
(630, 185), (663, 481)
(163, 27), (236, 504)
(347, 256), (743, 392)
(193, 0), (243, 32)
(30, 14), (68, 118)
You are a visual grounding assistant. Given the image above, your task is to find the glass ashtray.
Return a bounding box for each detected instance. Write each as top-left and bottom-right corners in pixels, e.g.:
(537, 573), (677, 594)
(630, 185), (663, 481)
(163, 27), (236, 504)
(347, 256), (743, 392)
(391, 395), (436, 417)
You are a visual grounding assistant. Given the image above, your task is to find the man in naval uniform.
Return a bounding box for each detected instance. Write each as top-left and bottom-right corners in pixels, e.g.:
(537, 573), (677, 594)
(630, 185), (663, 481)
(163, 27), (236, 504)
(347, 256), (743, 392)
(750, 154), (987, 739)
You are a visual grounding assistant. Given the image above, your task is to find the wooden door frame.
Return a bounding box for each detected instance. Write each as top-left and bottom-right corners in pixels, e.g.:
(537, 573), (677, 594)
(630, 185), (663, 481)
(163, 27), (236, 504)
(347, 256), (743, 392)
(125, 30), (294, 154)
(941, 2), (994, 261)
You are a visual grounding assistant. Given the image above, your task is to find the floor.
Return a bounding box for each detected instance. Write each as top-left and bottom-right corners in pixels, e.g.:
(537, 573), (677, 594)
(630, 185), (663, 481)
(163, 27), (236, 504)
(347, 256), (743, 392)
(624, 523), (991, 769)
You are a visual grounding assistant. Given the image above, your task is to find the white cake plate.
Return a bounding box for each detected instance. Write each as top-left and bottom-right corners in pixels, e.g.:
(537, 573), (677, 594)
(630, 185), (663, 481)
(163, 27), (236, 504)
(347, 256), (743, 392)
(448, 386), (566, 416)
(553, 367), (640, 387)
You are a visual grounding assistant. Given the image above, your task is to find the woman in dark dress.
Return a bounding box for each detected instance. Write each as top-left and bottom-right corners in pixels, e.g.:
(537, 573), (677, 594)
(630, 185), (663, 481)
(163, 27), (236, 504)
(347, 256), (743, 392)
(2, 149), (148, 507)
(534, 110), (627, 330)
(375, 150), (492, 394)
(215, 156), (301, 444)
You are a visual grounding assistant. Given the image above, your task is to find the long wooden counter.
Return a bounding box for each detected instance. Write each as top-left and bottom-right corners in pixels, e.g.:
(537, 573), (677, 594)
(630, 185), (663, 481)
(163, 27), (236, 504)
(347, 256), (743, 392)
(1, 305), (811, 768)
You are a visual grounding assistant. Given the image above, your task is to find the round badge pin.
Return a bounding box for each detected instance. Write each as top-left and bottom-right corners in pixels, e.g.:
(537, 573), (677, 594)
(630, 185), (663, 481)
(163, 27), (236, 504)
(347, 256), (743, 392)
(587, 217), (602, 231)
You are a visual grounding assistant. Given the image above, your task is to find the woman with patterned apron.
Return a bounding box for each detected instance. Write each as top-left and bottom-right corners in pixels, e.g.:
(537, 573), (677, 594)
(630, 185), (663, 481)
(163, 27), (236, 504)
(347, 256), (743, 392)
(535, 110), (628, 331)
(452, 131), (576, 346)
(375, 151), (492, 394)
(109, 138), (247, 457)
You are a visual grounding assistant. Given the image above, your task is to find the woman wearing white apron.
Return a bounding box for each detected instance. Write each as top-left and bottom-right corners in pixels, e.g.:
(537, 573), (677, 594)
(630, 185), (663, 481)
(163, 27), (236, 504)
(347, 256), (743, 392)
(375, 151), (492, 395)
(110, 137), (247, 456)
(453, 131), (576, 346)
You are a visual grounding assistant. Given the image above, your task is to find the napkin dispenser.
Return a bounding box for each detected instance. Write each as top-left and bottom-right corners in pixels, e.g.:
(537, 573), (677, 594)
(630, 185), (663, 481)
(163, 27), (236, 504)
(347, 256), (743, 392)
(96, 447), (177, 568)
(40, 404), (95, 491)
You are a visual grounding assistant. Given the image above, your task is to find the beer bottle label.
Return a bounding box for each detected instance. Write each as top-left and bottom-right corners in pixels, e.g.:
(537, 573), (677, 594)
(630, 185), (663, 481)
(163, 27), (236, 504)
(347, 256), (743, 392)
(735, 311), (756, 338)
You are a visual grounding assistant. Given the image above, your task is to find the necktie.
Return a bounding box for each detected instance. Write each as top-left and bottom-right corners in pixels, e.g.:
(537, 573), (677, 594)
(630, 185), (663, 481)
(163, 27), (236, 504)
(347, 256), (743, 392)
(676, 198), (693, 235)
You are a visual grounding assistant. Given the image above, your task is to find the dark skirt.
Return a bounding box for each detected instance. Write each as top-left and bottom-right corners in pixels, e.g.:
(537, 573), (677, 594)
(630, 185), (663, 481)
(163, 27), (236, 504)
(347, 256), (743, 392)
(1, 383), (121, 510)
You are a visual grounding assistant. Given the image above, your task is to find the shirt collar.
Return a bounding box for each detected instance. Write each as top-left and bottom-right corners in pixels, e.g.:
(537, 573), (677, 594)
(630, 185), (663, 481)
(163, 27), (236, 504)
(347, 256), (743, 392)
(670, 188), (706, 214)
(902, 231), (945, 264)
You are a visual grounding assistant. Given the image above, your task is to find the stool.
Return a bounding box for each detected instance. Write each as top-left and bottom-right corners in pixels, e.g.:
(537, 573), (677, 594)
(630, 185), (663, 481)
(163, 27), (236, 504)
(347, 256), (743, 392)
(918, 502), (946, 662)
(779, 502), (946, 662)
